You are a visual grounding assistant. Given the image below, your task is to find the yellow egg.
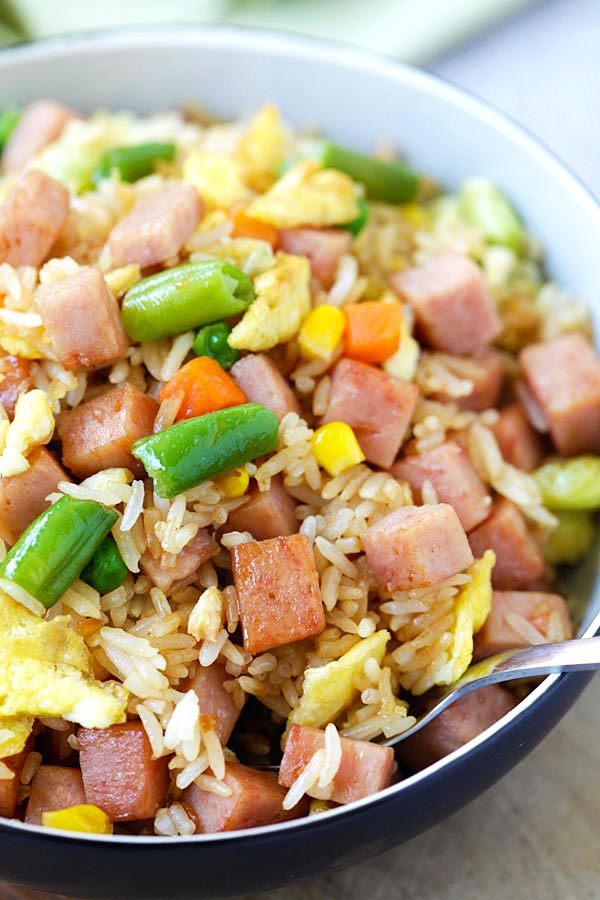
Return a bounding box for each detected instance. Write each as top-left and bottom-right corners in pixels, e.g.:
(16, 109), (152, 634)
(229, 252), (311, 352)
(183, 149), (249, 210)
(236, 105), (289, 192)
(246, 160), (360, 228)
(285, 630), (390, 738)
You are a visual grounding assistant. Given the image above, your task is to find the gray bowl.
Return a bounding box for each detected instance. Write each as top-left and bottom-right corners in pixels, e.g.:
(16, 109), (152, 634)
(0, 25), (599, 900)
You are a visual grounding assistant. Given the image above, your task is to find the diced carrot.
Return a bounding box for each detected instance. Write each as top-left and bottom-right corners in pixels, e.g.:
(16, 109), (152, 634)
(343, 301), (402, 364)
(159, 356), (247, 420)
(230, 207), (278, 248)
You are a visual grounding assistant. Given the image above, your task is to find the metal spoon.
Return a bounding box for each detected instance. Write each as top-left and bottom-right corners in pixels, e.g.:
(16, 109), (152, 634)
(383, 635), (600, 748)
(251, 636), (600, 768)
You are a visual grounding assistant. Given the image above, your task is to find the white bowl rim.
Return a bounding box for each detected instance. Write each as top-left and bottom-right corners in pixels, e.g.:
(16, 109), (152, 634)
(1, 22), (599, 845)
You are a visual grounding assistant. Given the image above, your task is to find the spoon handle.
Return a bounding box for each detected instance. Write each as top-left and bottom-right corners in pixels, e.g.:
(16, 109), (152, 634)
(385, 636), (600, 748)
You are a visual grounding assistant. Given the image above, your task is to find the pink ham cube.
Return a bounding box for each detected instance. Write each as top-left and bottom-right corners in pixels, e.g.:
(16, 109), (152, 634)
(226, 476), (297, 540)
(0, 170), (69, 267)
(468, 498), (544, 590)
(474, 590), (573, 660)
(230, 354), (301, 422)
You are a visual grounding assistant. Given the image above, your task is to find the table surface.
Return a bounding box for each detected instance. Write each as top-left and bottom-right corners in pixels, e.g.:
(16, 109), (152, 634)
(2, 2), (600, 899)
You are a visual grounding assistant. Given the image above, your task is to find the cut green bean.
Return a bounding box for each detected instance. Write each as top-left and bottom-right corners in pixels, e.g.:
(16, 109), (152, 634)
(459, 178), (526, 254)
(132, 403), (279, 498)
(92, 142), (176, 184)
(0, 496), (118, 609)
(193, 322), (240, 370)
(316, 140), (419, 204)
(543, 510), (596, 566)
(534, 456), (600, 510)
(121, 261), (255, 343)
(81, 534), (128, 594)
(0, 107), (19, 152)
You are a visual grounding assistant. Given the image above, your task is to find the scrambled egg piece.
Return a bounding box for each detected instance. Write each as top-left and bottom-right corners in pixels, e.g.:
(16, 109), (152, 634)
(183, 149), (249, 210)
(0, 715), (34, 758)
(286, 630), (390, 735)
(0, 389), (54, 477)
(435, 551), (495, 686)
(187, 586), (224, 643)
(245, 159), (360, 228)
(229, 252), (311, 351)
(0, 590), (128, 757)
(236, 105), (289, 192)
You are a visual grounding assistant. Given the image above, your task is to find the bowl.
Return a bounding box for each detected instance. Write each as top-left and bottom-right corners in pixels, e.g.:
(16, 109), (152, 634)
(1, 25), (599, 900)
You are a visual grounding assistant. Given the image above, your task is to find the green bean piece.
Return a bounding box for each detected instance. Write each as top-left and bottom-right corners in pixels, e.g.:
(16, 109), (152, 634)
(81, 534), (128, 594)
(317, 140), (420, 204)
(132, 403), (279, 498)
(336, 197), (369, 236)
(0, 496), (118, 609)
(543, 510), (596, 566)
(121, 261), (256, 343)
(0, 107), (19, 152)
(459, 178), (526, 254)
(92, 142), (176, 184)
(534, 456), (600, 510)
(193, 322), (240, 370)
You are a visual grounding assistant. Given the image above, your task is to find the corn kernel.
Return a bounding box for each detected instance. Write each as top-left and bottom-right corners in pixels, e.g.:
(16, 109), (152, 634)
(298, 305), (346, 361)
(105, 264), (141, 298)
(42, 804), (113, 834)
(312, 422), (365, 477)
(383, 334), (420, 381)
(215, 467), (250, 498)
(403, 203), (429, 229)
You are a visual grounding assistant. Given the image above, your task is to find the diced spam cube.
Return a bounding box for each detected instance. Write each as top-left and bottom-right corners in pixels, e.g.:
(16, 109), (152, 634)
(226, 476), (297, 540)
(279, 725), (396, 804)
(0, 355), (32, 418)
(78, 722), (169, 822)
(139, 528), (218, 594)
(25, 766), (86, 825)
(0, 737), (33, 818)
(397, 685), (517, 770)
(520, 332), (600, 455)
(392, 252), (501, 355)
(321, 358), (419, 469)
(35, 267), (128, 371)
(0, 170), (69, 267)
(185, 662), (243, 745)
(230, 354), (301, 422)
(392, 440), (491, 532)
(278, 227), (352, 289)
(492, 403), (545, 471)
(468, 498), (544, 590)
(232, 534), (325, 654)
(362, 503), (474, 592)
(58, 383), (158, 479)
(182, 761), (307, 832)
(474, 590), (573, 660)
(3, 99), (75, 174)
(107, 184), (202, 269)
(0, 447), (71, 546)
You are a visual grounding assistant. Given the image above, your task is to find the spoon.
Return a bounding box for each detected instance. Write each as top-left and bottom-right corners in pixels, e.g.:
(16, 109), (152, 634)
(250, 636), (600, 768)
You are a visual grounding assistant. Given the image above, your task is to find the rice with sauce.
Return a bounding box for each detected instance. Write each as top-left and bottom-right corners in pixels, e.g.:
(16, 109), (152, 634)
(0, 100), (593, 836)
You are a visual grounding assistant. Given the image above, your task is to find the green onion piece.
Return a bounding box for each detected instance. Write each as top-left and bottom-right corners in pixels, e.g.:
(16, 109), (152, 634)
(132, 403), (279, 498)
(542, 510), (596, 566)
(316, 140), (420, 204)
(121, 261), (255, 343)
(534, 456), (600, 510)
(459, 178), (526, 254)
(0, 496), (118, 609)
(81, 534), (128, 594)
(336, 196), (369, 236)
(0, 107), (19, 152)
(193, 322), (240, 370)
(92, 142), (176, 184)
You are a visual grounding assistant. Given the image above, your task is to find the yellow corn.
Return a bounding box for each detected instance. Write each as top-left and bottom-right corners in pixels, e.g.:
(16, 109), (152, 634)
(42, 804), (113, 835)
(312, 422), (365, 477)
(298, 305), (346, 361)
(216, 467), (250, 498)
(403, 203), (429, 229)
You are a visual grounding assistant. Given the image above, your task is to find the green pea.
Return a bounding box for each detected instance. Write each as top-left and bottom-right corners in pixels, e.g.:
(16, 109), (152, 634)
(534, 456), (600, 510)
(193, 322), (240, 370)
